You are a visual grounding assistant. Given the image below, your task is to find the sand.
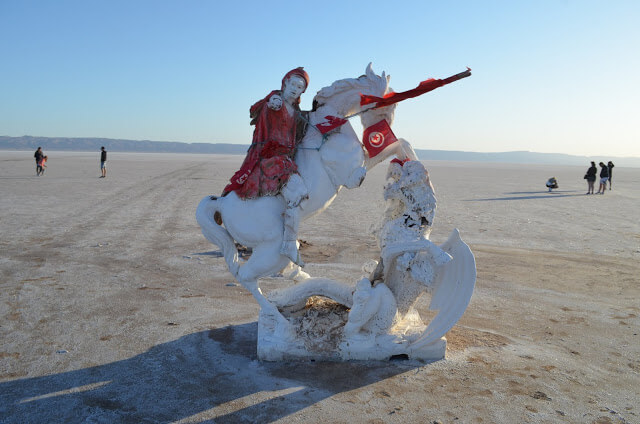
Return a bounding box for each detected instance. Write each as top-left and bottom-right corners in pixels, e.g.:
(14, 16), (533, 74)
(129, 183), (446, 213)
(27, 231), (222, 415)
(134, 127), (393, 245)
(1, 151), (638, 423)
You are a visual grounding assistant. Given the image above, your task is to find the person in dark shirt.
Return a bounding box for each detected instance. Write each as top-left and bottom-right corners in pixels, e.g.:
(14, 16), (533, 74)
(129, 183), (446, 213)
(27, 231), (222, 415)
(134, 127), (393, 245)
(100, 146), (107, 178)
(34, 147), (43, 176)
(607, 161), (614, 190)
(585, 161), (597, 194)
(596, 162), (609, 194)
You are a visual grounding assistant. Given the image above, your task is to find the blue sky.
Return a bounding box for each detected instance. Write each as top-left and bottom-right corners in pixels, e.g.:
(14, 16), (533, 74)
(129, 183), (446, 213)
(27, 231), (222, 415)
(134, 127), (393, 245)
(1, 0), (639, 157)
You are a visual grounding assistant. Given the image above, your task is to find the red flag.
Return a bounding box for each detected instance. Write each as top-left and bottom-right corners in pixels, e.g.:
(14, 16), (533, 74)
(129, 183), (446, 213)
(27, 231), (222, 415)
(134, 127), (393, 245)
(363, 119), (397, 158)
(361, 67), (471, 109)
(315, 115), (348, 134)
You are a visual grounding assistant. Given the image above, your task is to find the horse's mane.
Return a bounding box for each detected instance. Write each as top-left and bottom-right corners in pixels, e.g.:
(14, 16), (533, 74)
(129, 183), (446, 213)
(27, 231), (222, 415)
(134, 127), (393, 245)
(313, 64), (391, 115)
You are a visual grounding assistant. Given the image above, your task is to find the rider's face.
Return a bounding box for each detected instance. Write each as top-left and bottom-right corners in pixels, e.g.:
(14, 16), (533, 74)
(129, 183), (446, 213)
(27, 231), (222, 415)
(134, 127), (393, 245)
(282, 75), (306, 103)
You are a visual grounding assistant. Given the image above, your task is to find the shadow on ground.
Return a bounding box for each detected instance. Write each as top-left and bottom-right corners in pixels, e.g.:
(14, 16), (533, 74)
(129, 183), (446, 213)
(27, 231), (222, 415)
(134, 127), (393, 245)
(0, 323), (419, 423)
(466, 190), (584, 201)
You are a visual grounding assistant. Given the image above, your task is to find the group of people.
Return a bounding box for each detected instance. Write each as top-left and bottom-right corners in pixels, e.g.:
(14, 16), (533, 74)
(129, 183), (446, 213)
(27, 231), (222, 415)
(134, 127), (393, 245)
(585, 161), (614, 194)
(33, 147), (48, 176)
(33, 146), (107, 178)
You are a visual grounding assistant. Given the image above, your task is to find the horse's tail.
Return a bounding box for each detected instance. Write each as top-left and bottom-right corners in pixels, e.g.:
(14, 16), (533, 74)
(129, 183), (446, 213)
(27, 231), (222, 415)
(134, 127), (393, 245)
(196, 195), (240, 277)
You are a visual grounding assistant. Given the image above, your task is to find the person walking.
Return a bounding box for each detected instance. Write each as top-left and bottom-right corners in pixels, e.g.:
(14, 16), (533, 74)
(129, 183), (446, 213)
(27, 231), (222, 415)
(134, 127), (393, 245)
(34, 147), (43, 175)
(100, 146), (107, 178)
(596, 162), (609, 194)
(607, 161), (614, 190)
(585, 161), (597, 194)
(37, 155), (48, 176)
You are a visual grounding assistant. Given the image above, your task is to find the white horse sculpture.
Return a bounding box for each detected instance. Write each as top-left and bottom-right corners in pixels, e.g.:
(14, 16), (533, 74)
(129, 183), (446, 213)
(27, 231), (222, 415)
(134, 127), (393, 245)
(196, 64), (416, 318)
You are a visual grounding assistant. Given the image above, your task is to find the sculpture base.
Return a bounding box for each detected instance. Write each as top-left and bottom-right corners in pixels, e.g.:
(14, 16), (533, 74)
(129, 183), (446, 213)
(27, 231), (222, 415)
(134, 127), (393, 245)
(257, 307), (446, 362)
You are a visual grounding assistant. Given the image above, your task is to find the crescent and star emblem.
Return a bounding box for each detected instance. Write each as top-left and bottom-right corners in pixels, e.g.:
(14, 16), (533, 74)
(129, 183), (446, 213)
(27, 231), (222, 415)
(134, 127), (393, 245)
(368, 132), (384, 147)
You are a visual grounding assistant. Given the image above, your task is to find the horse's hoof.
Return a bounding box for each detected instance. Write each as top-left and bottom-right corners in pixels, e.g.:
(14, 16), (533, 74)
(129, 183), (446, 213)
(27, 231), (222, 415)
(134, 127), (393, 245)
(293, 269), (311, 282)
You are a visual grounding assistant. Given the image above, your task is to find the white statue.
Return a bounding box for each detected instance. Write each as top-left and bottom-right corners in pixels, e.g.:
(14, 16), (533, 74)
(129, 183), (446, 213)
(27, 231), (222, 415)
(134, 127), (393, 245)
(197, 64), (474, 361)
(343, 278), (397, 338)
(368, 160), (475, 352)
(217, 67), (312, 268)
(258, 159), (475, 361)
(196, 64), (415, 328)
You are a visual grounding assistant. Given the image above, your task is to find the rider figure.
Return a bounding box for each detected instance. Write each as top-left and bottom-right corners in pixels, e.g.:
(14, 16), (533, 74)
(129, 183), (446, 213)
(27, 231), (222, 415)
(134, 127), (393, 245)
(222, 67), (310, 266)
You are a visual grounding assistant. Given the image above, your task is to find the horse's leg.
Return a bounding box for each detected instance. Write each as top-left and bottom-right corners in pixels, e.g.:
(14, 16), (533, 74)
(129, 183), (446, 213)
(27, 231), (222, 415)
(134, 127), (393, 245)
(242, 279), (282, 317)
(237, 242), (291, 322)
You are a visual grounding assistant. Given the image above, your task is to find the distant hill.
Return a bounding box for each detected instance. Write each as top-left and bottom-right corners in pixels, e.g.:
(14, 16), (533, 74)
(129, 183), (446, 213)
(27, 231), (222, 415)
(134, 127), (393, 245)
(2, 135), (639, 167)
(0, 135), (248, 155)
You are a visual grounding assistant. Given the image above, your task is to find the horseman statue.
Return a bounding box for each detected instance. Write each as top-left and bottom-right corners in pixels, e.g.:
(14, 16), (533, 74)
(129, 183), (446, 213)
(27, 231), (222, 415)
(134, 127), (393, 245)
(221, 67), (311, 267)
(197, 64), (475, 361)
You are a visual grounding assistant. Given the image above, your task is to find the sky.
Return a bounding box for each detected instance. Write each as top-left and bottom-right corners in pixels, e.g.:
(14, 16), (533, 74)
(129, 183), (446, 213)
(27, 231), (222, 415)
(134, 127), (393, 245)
(1, 0), (639, 157)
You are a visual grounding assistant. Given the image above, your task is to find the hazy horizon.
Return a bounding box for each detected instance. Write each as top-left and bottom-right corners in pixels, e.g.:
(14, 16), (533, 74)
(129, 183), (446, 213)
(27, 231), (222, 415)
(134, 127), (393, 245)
(4, 135), (640, 168)
(4, 134), (640, 158)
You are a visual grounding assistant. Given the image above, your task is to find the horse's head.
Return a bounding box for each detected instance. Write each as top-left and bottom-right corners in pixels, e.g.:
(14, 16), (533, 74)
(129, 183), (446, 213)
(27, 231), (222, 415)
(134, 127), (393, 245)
(308, 64), (399, 190)
(313, 63), (394, 119)
(358, 63), (396, 129)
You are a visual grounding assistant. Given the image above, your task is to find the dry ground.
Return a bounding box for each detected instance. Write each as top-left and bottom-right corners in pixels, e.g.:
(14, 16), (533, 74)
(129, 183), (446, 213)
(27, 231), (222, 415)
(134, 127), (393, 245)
(1, 151), (638, 423)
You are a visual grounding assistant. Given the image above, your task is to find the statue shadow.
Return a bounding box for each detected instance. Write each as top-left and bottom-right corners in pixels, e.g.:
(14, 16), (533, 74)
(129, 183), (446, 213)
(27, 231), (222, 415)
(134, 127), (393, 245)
(467, 190), (584, 201)
(193, 250), (224, 257)
(0, 323), (420, 423)
(194, 247), (252, 258)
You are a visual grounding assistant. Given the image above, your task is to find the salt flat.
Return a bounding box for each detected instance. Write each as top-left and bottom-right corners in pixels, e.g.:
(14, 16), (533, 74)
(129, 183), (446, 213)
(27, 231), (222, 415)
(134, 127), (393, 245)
(1, 151), (639, 423)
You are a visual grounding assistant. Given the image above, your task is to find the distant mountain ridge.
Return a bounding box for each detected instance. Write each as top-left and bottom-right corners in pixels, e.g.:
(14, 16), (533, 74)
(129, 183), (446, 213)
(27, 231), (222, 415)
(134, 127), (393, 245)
(414, 149), (640, 167)
(2, 135), (639, 167)
(0, 135), (247, 155)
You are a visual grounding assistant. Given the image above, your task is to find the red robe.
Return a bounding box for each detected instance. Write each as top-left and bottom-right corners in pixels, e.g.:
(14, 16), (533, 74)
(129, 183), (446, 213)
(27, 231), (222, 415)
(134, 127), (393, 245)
(223, 91), (303, 199)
